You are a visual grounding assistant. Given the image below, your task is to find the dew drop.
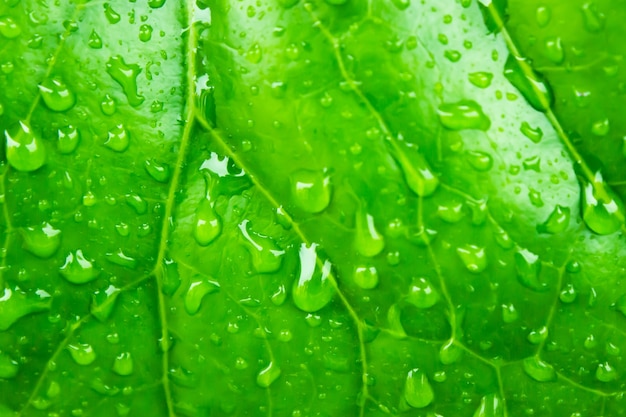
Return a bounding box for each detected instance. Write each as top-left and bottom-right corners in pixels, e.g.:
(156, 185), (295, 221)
(105, 249), (137, 269)
(527, 326), (548, 344)
(57, 125), (80, 154)
(38, 77), (76, 112)
(88, 30), (102, 49)
(104, 3), (121, 24)
(559, 283), (577, 304)
(437, 201), (464, 223)
(194, 199), (221, 246)
(271, 285), (287, 305)
(139, 24), (153, 42)
(20, 222), (61, 258)
(59, 250), (98, 284)
(468, 72), (493, 89)
(125, 193), (148, 214)
(353, 265), (379, 290)
(161, 259), (181, 295)
(101, 94), (116, 115)
(390, 0), (410, 10)
(501, 303), (519, 323)
(91, 285), (120, 322)
(292, 243), (334, 313)
(581, 2), (605, 32)
(535, 5), (551, 27)
(113, 352), (133, 376)
(148, 0), (166, 8)
(456, 244), (487, 273)
(245, 43), (262, 64)
(106, 56), (144, 107)
(543, 37), (564, 64)
(439, 339), (462, 364)
(0, 16), (21, 39)
(0, 351), (19, 379)
(581, 173), (625, 235)
(0, 286), (51, 331)
(523, 356), (555, 382)
(473, 393), (505, 417)
(290, 170), (331, 213)
(520, 122), (543, 143)
(145, 159), (171, 182)
(404, 369), (434, 408)
(504, 54), (553, 112)
(239, 220), (284, 273)
(354, 211), (385, 257)
(393, 140), (439, 197)
(537, 205), (570, 234)
(184, 279), (219, 315)
(437, 100), (490, 131)
(591, 118), (610, 136)
(596, 361), (617, 382)
(5, 121), (46, 172)
(104, 124), (130, 152)
(256, 361), (281, 388)
(67, 343), (96, 366)
(406, 277), (439, 309)
(515, 249), (546, 291)
(466, 151), (493, 172)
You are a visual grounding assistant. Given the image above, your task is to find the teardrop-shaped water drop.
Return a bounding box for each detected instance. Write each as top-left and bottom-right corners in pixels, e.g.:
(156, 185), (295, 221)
(161, 258), (181, 295)
(0, 287), (51, 331)
(504, 54), (553, 112)
(88, 30), (103, 49)
(515, 249), (546, 291)
(354, 211), (385, 257)
(406, 277), (439, 309)
(57, 125), (80, 154)
(456, 244), (487, 273)
(0, 351), (19, 379)
(125, 193), (148, 214)
(581, 173), (624, 235)
(523, 356), (555, 382)
(393, 140), (439, 197)
(91, 285), (120, 322)
(438, 100), (490, 131)
(184, 279), (219, 315)
(38, 77), (75, 112)
(194, 198), (221, 246)
(473, 393), (505, 417)
(353, 265), (379, 290)
(59, 250), (98, 284)
(67, 343), (96, 366)
(239, 220), (284, 273)
(292, 243), (334, 313)
(106, 56), (144, 107)
(256, 361), (281, 388)
(105, 249), (137, 269)
(21, 222), (61, 258)
(404, 369), (434, 408)
(5, 121), (46, 172)
(113, 352), (133, 376)
(537, 205), (570, 234)
(535, 5), (551, 27)
(290, 170), (331, 213)
(104, 124), (129, 152)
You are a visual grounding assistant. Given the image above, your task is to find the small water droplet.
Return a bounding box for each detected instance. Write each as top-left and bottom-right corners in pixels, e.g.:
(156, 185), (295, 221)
(543, 37), (564, 64)
(20, 222), (61, 258)
(59, 250), (98, 284)
(457, 244), (487, 273)
(113, 352), (133, 376)
(591, 118), (610, 136)
(581, 2), (605, 32)
(535, 5), (551, 27)
(537, 205), (570, 234)
(257, 361), (281, 388)
(468, 72), (493, 89)
(406, 277), (439, 309)
(104, 124), (130, 152)
(5, 121), (46, 172)
(559, 283), (577, 304)
(355, 211), (385, 257)
(439, 339), (462, 364)
(515, 249), (546, 291)
(584, 334), (597, 349)
(606, 342), (621, 356)
(520, 122), (543, 143)
(466, 151), (493, 172)
(438, 100), (490, 131)
(145, 159), (171, 182)
(523, 356), (555, 382)
(0, 16), (21, 39)
(67, 343), (96, 366)
(581, 172), (625, 235)
(596, 361), (617, 382)
(194, 199), (221, 246)
(528, 326), (548, 344)
(101, 94), (116, 115)
(403, 369), (434, 408)
(148, 0), (166, 8)
(0, 351), (19, 379)
(139, 24), (153, 42)
(184, 278), (219, 315)
(501, 303), (519, 323)
(91, 285), (120, 322)
(473, 394), (504, 417)
(292, 243), (334, 313)
(504, 54), (553, 112)
(125, 193), (148, 214)
(106, 56), (144, 107)
(239, 220), (284, 273)
(57, 125), (80, 154)
(444, 49), (462, 62)
(353, 265), (378, 290)
(88, 30), (103, 49)
(38, 77), (75, 112)
(104, 3), (121, 24)
(437, 200), (464, 223)
(290, 170), (331, 213)
(245, 43), (262, 64)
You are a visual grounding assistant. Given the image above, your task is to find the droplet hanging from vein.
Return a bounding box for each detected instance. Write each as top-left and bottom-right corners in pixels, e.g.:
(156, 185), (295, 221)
(38, 77), (76, 112)
(404, 368), (434, 408)
(5, 121), (47, 172)
(106, 55), (145, 107)
(292, 243), (335, 313)
(289, 170), (331, 213)
(239, 220), (284, 273)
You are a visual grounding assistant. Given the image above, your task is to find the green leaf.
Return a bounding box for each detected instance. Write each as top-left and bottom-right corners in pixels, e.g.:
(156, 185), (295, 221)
(1, 0), (626, 416)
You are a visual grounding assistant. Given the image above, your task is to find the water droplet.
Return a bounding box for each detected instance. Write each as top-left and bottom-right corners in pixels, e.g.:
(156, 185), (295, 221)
(0, 16), (21, 39)
(466, 151), (493, 172)
(101, 94), (116, 115)
(591, 118), (610, 136)
(60, 250), (98, 284)
(353, 265), (378, 290)
(355, 211), (385, 257)
(444, 49), (462, 62)
(5, 121), (46, 172)
(520, 122), (543, 143)
(581, 2), (605, 32)
(438, 100), (490, 131)
(104, 3), (121, 24)
(437, 201), (464, 223)
(194, 199), (221, 246)
(501, 303), (519, 323)
(515, 249), (546, 291)
(403, 369), (434, 408)
(535, 6), (551, 27)
(406, 277), (439, 309)
(106, 56), (144, 107)
(57, 125), (79, 154)
(606, 342), (621, 356)
(468, 72), (493, 88)
(271, 285), (287, 305)
(20, 222), (61, 258)
(148, 0), (166, 8)
(245, 43), (262, 64)
(581, 172), (625, 235)
(113, 352), (133, 376)
(184, 278), (219, 315)
(528, 326), (548, 344)
(559, 283), (577, 304)
(584, 334), (598, 349)
(139, 24), (153, 42)
(88, 30), (103, 49)
(457, 244), (487, 273)
(104, 124), (129, 152)
(473, 394), (504, 417)
(145, 159), (171, 182)
(67, 343), (96, 366)
(439, 339), (462, 364)
(0, 351), (19, 379)
(125, 193), (148, 214)
(504, 54), (553, 112)
(239, 220), (284, 273)
(596, 361), (617, 382)
(292, 243), (334, 313)
(614, 294), (626, 317)
(523, 356), (555, 382)
(91, 285), (120, 322)
(105, 249), (137, 269)
(543, 37), (564, 64)
(393, 140), (439, 197)
(38, 77), (75, 112)
(0, 287), (51, 331)
(290, 170), (331, 213)
(390, 0), (410, 10)
(257, 361), (281, 388)
(537, 205), (570, 234)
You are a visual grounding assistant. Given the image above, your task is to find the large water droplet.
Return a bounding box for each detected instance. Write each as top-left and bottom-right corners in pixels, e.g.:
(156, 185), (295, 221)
(466, 151), (493, 172)
(438, 100), (490, 131)
(57, 125), (80, 154)
(290, 170), (331, 213)
(106, 56), (144, 107)
(543, 37), (564, 64)
(148, 0), (166, 8)
(20, 222), (61, 258)
(504, 54), (553, 112)
(104, 3), (121, 24)
(523, 356), (555, 382)
(537, 205), (570, 234)
(596, 361), (618, 382)
(393, 139), (439, 197)
(194, 199), (221, 246)
(473, 393), (505, 417)
(91, 285), (120, 322)
(5, 121), (46, 172)
(144, 159), (171, 182)
(104, 124), (130, 152)
(139, 24), (153, 42)
(515, 249), (546, 291)
(67, 343), (96, 366)
(354, 211), (385, 257)
(404, 369), (434, 408)
(0, 17), (21, 39)
(256, 361), (281, 388)
(353, 265), (379, 290)
(520, 122), (543, 143)
(439, 339), (462, 364)
(0, 351), (19, 379)
(457, 244), (487, 273)
(38, 77), (75, 112)
(292, 243), (334, 313)
(184, 278), (219, 315)
(113, 352), (133, 376)
(59, 250), (98, 284)
(0, 287), (51, 331)
(468, 72), (493, 89)
(88, 30), (103, 49)
(239, 220), (284, 273)
(406, 277), (439, 309)
(581, 173), (624, 235)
